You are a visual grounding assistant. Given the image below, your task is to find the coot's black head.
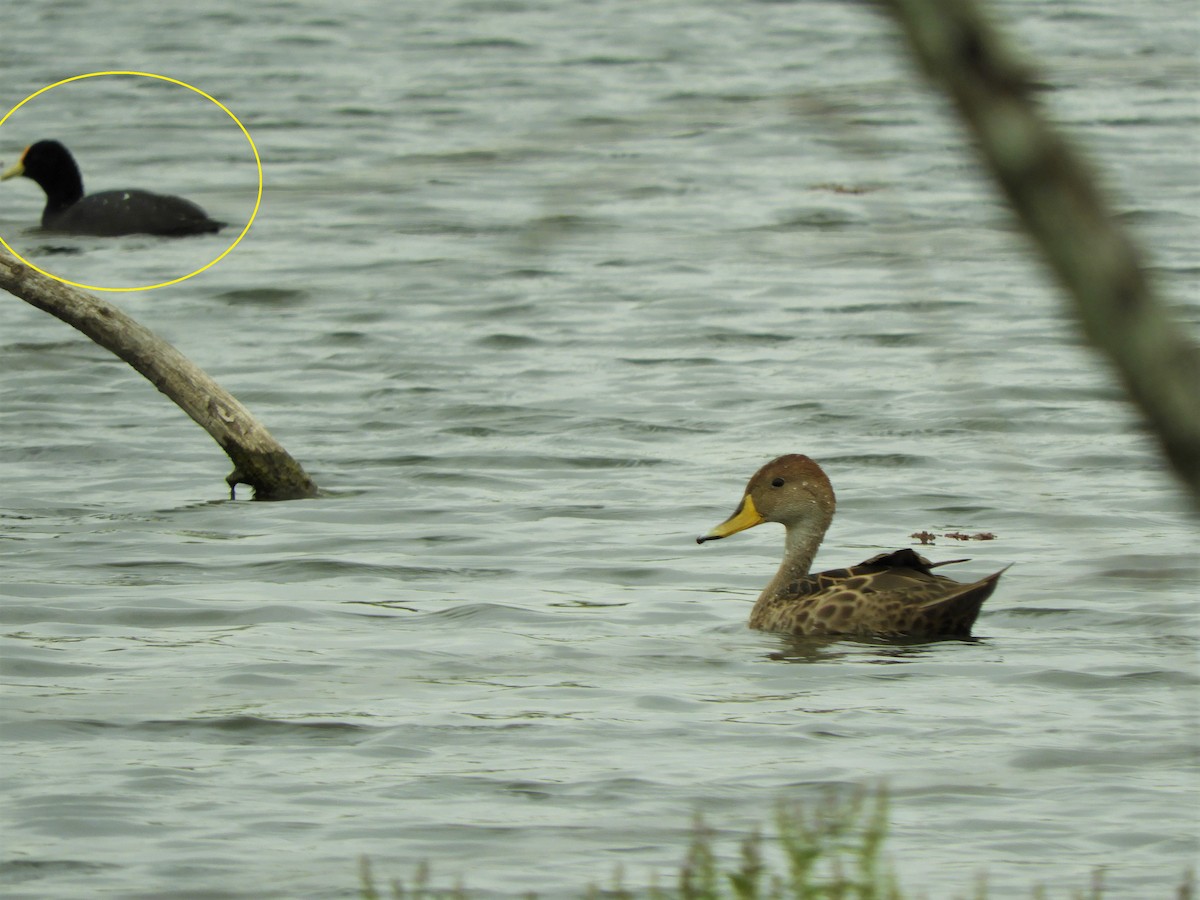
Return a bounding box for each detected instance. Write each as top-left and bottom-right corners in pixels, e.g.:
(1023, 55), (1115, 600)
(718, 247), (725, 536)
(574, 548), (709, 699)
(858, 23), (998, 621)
(2, 140), (85, 210)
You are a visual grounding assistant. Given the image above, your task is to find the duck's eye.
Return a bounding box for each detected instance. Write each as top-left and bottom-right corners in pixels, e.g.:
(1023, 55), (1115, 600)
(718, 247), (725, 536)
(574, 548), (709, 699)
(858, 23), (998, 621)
(771, 477), (785, 488)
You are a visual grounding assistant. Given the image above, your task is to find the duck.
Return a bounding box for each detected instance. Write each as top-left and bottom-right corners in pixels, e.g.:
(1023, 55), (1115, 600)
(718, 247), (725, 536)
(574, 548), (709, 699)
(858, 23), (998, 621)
(1, 139), (224, 237)
(697, 454), (1005, 637)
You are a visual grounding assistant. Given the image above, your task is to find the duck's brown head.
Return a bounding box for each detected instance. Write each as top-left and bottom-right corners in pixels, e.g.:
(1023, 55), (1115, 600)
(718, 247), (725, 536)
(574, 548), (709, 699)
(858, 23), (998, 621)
(697, 454), (836, 543)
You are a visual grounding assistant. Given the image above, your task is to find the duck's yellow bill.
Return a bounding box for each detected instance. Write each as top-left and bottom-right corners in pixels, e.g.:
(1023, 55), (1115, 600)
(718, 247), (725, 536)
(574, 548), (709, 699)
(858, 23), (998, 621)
(1, 159), (24, 181)
(696, 494), (763, 544)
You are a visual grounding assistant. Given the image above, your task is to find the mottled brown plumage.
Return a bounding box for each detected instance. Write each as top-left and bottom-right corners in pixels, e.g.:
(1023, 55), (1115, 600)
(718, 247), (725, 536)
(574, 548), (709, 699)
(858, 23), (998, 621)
(697, 455), (1005, 637)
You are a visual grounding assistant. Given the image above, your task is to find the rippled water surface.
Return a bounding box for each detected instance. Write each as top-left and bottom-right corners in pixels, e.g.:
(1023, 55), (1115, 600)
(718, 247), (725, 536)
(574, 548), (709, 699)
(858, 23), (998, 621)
(2, 1), (1198, 897)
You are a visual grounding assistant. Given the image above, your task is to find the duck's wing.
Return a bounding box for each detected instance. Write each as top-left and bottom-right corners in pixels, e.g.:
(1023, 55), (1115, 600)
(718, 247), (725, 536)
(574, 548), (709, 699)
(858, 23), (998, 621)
(764, 549), (1005, 637)
(788, 549), (943, 598)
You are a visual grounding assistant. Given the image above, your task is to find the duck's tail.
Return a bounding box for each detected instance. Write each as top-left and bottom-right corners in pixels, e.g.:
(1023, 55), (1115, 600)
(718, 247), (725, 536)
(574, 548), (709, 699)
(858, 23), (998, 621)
(915, 565), (1010, 636)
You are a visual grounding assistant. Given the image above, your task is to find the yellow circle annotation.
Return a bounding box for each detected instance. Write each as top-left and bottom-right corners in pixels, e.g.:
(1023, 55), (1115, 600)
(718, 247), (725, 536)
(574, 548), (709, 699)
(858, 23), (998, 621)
(0, 71), (261, 293)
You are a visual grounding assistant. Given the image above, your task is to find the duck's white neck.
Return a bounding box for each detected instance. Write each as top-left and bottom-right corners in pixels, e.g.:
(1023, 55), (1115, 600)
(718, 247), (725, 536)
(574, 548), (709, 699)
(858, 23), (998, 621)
(759, 512), (832, 603)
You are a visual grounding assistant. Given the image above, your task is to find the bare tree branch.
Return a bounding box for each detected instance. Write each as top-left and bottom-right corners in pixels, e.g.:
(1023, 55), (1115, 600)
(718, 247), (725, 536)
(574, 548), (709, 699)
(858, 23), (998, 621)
(1, 249), (318, 501)
(878, 0), (1200, 507)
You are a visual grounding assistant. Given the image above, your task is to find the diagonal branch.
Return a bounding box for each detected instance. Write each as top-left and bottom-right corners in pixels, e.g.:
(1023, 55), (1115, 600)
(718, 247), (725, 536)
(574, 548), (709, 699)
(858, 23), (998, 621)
(878, 0), (1200, 507)
(1, 249), (318, 501)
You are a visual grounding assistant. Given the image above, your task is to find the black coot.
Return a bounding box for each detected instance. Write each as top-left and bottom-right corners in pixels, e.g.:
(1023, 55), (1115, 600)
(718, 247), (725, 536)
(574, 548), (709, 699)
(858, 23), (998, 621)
(2, 140), (224, 237)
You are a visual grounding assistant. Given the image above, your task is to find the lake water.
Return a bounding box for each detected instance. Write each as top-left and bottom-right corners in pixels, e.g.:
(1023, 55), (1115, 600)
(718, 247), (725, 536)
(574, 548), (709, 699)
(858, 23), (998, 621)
(1, 0), (1197, 897)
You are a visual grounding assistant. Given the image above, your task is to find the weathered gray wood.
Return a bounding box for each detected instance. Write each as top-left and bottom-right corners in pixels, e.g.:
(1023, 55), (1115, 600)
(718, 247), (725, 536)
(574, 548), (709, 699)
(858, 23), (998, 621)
(878, 0), (1200, 507)
(1, 249), (318, 500)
